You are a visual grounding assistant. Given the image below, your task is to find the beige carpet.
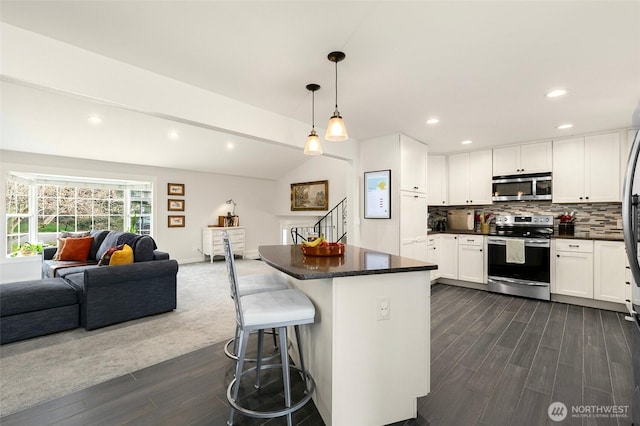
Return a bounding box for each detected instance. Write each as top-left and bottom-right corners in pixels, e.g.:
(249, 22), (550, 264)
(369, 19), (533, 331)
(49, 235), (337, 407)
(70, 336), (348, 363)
(0, 259), (276, 416)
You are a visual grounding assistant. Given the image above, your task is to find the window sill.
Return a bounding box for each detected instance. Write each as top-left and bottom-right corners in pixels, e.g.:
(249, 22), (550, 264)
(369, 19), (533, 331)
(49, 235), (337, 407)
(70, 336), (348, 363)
(2, 254), (42, 263)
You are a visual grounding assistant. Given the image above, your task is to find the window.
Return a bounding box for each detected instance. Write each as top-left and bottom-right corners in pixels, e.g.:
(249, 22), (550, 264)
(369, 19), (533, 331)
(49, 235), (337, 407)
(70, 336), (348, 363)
(6, 180), (32, 256)
(5, 173), (153, 257)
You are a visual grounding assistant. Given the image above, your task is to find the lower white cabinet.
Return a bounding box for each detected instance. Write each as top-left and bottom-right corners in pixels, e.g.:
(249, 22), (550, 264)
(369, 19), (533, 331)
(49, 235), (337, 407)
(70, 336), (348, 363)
(400, 192), (428, 261)
(593, 240), (626, 304)
(202, 226), (245, 262)
(438, 234), (458, 279)
(426, 235), (441, 280)
(457, 235), (484, 283)
(554, 239), (594, 298)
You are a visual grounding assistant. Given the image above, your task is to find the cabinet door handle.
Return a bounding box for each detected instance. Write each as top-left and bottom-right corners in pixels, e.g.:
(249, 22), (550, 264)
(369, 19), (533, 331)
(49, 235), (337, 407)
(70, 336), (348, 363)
(557, 254), (560, 257)
(470, 200), (473, 203)
(414, 195), (418, 198)
(442, 201), (445, 204)
(479, 249), (483, 252)
(568, 244), (579, 247)
(585, 196), (589, 200)
(579, 197), (583, 200)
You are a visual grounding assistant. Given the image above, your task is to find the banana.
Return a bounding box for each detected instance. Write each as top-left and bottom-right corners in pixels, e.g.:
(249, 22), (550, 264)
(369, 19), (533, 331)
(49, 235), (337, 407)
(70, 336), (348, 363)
(302, 235), (324, 247)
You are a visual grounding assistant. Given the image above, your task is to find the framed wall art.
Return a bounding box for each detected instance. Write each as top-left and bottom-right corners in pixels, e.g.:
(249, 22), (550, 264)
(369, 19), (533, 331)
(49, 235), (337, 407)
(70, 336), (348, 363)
(167, 199), (185, 211)
(364, 170), (391, 219)
(167, 183), (185, 196)
(291, 180), (329, 211)
(168, 215), (185, 228)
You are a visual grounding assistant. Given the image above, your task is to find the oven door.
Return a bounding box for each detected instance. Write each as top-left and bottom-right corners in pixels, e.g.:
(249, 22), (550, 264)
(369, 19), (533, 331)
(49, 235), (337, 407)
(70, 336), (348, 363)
(487, 237), (551, 283)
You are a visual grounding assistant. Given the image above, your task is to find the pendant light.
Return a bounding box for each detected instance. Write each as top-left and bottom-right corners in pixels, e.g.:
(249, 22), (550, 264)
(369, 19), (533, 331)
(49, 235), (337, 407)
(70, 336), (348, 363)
(325, 51), (348, 141)
(304, 83), (323, 155)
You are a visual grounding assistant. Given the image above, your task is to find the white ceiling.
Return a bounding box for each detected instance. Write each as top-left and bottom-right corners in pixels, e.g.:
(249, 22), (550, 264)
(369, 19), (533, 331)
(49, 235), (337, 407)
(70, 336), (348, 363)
(1, 1), (639, 179)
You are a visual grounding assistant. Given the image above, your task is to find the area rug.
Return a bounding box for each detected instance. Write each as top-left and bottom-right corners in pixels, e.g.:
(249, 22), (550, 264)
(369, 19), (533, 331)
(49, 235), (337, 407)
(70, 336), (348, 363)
(0, 259), (276, 416)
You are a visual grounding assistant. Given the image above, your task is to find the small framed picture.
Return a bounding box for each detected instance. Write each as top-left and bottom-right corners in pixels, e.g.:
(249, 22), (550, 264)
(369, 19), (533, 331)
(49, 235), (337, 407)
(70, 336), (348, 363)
(167, 183), (185, 196)
(364, 170), (391, 219)
(168, 215), (185, 228)
(167, 199), (185, 211)
(290, 180), (329, 211)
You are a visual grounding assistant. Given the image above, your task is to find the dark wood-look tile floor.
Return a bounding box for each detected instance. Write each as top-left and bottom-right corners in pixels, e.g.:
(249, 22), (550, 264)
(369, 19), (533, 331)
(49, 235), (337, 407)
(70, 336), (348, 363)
(1, 284), (633, 425)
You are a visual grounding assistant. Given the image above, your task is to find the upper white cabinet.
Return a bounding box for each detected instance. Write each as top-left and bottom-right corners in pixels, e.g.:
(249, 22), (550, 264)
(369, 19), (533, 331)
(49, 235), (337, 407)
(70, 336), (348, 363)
(553, 132), (621, 203)
(492, 141), (552, 176)
(400, 192), (428, 261)
(427, 155), (447, 206)
(400, 135), (428, 193)
(448, 150), (493, 205)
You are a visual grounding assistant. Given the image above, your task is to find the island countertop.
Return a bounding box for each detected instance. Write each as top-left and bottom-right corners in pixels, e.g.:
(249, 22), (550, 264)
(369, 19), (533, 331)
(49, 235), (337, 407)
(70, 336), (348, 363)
(258, 244), (437, 280)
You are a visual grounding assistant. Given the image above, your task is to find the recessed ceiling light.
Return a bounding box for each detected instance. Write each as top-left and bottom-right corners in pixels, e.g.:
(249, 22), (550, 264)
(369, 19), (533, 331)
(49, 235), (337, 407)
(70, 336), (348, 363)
(168, 130), (179, 139)
(461, 140), (473, 145)
(426, 118), (440, 125)
(557, 123), (573, 129)
(546, 89), (567, 98)
(226, 142), (234, 150)
(87, 115), (102, 124)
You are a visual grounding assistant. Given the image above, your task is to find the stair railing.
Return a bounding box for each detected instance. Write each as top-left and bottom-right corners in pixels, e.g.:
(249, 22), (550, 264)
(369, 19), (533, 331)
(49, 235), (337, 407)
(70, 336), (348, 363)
(290, 197), (347, 245)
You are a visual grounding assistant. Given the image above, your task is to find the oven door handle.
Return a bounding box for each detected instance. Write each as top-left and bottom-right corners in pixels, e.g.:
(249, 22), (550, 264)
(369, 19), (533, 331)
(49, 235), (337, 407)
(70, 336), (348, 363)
(487, 237), (550, 247)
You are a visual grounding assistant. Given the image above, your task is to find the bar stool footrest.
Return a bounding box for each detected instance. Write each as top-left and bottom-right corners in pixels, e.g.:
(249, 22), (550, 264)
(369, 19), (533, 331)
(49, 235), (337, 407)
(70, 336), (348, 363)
(226, 363), (315, 421)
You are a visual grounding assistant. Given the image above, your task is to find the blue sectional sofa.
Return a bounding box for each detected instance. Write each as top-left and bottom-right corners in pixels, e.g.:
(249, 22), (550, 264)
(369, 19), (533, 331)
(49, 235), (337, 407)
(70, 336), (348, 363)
(0, 230), (178, 344)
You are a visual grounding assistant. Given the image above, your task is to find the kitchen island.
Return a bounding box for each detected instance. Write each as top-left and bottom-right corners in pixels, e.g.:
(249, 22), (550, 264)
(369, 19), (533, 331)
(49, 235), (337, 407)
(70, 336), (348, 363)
(258, 244), (436, 426)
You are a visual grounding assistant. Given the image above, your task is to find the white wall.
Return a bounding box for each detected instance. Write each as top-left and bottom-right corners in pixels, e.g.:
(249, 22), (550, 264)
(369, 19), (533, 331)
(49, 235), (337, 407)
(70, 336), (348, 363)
(274, 155), (351, 243)
(358, 134), (402, 255)
(0, 150), (281, 282)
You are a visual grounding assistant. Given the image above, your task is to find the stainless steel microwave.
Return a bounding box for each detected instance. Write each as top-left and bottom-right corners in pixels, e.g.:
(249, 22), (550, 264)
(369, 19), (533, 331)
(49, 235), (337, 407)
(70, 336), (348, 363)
(492, 173), (552, 202)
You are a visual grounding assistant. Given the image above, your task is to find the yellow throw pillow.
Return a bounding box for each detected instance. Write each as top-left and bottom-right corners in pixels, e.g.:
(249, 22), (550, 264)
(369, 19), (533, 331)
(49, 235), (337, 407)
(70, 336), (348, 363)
(109, 244), (134, 265)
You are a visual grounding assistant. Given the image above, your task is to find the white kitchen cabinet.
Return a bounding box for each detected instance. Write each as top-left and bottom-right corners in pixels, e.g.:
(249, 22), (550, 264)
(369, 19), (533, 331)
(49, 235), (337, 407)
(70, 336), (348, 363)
(457, 235), (484, 283)
(202, 226), (245, 262)
(438, 234), (458, 279)
(400, 135), (428, 193)
(492, 141), (552, 176)
(553, 132), (621, 203)
(554, 239), (594, 298)
(400, 192), (428, 261)
(593, 241), (626, 304)
(427, 155), (448, 206)
(426, 234), (441, 280)
(448, 150), (493, 205)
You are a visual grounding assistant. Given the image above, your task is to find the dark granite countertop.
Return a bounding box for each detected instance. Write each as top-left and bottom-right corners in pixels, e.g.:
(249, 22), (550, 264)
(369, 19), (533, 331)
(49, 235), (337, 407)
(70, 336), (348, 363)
(428, 230), (623, 241)
(552, 233), (623, 242)
(258, 245), (437, 280)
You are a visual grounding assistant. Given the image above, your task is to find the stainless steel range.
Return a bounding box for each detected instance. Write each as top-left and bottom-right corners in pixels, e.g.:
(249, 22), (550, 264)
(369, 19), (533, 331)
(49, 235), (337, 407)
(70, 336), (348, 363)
(487, 215), (553, 301)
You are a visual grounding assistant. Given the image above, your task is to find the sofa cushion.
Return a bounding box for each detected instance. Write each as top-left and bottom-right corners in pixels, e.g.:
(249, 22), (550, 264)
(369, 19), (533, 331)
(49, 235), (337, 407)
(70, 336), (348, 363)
(53, 231), (91, 260)
(110, 244), (134, 265)
(0, 278), (78, 317)
(57, 236), (94, 261)
(89, 230), (110, 261)
(95, 231), (124, 261)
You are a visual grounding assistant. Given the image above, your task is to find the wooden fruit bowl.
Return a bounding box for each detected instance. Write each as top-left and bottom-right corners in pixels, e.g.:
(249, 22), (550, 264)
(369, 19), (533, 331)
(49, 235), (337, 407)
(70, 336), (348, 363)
(300, 243), (345, 257)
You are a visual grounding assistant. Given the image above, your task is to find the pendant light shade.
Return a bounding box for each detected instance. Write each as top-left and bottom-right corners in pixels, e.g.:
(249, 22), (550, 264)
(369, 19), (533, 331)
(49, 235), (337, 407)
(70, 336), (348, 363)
(325, 51), (348, 141)
(304, 83), (323, 155)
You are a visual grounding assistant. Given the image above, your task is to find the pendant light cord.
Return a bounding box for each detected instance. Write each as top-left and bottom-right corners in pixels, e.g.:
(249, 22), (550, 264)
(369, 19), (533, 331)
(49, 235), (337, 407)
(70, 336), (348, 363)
(312, 89), (315, 129)
(334, 61), (338, 109)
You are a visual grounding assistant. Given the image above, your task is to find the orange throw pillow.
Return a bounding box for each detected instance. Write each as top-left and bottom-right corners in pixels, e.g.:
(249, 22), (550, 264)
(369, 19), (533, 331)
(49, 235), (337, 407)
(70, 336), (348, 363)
(57, 236), (94, 262)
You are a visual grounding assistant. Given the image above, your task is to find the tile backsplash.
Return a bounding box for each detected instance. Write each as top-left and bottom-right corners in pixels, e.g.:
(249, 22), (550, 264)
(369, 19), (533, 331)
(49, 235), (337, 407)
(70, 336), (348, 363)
(428, 202), (622, 238)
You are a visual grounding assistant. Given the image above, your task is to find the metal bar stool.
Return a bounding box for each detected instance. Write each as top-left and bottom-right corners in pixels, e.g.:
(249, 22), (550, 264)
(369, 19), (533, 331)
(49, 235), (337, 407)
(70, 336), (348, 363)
(224, 272), (289, 361)
(223, 236), (315, 426)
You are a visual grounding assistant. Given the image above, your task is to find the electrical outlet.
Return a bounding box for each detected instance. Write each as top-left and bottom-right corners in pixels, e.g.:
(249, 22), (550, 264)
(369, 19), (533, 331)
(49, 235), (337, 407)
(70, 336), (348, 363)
(377, 296), (390, 321)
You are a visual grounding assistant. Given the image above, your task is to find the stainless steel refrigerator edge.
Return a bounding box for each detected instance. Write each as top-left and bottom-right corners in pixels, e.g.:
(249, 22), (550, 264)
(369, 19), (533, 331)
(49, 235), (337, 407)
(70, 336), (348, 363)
(621, 128), (640, 425)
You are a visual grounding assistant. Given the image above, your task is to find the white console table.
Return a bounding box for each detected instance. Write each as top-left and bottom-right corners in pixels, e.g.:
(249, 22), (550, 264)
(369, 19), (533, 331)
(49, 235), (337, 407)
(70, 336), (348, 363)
(202, 227), (245, 262)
